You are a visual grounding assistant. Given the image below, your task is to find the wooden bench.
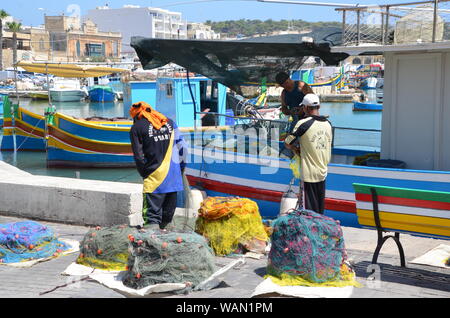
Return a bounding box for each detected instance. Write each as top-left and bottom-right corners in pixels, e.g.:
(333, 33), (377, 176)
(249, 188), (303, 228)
(352, 183), (450, 266)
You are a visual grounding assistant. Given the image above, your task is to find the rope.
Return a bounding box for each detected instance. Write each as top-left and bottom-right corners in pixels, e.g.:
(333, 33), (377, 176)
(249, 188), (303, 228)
(14, 117), (44, 151)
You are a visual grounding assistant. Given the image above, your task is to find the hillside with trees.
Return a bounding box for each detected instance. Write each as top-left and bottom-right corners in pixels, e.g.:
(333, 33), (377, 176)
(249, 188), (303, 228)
(205, 19), (341, 38)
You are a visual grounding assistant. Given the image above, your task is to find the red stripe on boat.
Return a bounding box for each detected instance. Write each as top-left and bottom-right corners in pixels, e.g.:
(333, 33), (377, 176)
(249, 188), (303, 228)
(355, 193), (450, 211)
(187, 175), (356, 214)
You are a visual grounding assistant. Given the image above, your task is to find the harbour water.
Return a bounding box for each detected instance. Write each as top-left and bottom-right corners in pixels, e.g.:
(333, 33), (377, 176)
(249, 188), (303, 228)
(0, 97), (382, 184)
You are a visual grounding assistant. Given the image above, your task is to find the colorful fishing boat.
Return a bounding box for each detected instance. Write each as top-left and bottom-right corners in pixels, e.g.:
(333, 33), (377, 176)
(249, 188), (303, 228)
(88, 85), (116, 102)
(0, 99), (46, 151)
(46, 112), (133, 167)
(184, 139), (450, 225)
(1, 75), (228, 167)
(353, 101), (383, 111)
(129, 37), (450, 227)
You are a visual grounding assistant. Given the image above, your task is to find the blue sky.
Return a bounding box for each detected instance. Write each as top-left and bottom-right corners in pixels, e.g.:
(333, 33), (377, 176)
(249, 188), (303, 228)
(3, 0), (391, 26)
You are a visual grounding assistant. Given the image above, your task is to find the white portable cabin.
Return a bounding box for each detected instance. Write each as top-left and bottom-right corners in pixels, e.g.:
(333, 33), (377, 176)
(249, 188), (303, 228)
(333, 42), (450, 172)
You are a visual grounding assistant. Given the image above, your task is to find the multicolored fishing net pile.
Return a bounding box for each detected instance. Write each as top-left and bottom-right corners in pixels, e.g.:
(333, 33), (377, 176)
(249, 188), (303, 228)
(0, 221), (70, 264)
(195, 197), (269, 256)
(123, 230), (217, 292)
(77, 225), (139, 271)
(267, 209), (360, 287)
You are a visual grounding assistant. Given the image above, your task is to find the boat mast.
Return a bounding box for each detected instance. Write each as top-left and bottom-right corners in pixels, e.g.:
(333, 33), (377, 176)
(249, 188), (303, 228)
(12, 62), (18, 157)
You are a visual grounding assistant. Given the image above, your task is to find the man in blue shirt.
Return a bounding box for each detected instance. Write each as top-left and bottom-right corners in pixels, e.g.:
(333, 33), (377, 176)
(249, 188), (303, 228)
(276, 71), (308, 127)
(130, 102), (187, 230)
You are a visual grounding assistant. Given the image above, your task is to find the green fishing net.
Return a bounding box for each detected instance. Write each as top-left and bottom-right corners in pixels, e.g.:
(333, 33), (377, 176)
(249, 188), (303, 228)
(122, 229), (217, 291)
(77, 225), (139, 271)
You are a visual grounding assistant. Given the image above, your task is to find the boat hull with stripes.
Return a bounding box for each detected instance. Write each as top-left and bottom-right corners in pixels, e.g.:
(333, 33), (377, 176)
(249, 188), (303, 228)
(0, 107), (46, 151)
(45, 113), (230, 167)
(46, 112), (134, 167)
(4, 107), (450, 229)
(185, 144), (450, 226)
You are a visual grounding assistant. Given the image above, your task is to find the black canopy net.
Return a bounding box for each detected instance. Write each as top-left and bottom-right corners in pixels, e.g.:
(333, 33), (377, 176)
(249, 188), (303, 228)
(131, 37), (348, 94)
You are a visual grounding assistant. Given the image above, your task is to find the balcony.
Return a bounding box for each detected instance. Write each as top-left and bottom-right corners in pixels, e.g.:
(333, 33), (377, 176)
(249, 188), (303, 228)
(337, 0), (450, 47)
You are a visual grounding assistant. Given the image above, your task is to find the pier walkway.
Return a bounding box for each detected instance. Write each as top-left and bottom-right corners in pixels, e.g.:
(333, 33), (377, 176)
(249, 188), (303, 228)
(0, 214), (448, 299)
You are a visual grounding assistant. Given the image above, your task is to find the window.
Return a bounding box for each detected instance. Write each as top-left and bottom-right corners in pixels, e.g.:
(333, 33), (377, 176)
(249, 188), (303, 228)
(85, 43), (103, 56)
(113, 41), (118, 57)
(76, 41), (81, 57)
(166, 82), (173, 98)
(39, 38), (45, 51)
(352, 57), (361, 65)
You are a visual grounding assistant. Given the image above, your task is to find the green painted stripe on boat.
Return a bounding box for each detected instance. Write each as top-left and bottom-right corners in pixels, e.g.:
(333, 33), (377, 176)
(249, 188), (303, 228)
(352, 183), (450, 203)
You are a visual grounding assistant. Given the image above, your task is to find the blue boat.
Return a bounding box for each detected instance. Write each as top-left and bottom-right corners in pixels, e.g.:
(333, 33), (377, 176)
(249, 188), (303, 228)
(88, 85), (116, 102)
(353, 101), (383, 111)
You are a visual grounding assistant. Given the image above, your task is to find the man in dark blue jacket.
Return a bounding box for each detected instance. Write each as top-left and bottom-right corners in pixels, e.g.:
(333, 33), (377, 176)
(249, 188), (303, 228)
(130, 102), (187, 230)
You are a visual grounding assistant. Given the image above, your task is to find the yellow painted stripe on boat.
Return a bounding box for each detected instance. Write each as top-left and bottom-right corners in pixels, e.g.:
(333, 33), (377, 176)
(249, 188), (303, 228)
(47, 136), (99, 154)
(49, 124), (130, 146)
(55, 112), (131, 131)
(77, 119), (132, 126)
(357, 209), (450, 237)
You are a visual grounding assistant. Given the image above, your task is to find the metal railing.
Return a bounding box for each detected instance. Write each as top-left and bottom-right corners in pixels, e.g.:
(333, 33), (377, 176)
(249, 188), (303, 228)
(338, 0), (450, 46)
(188, 111), (381, 152)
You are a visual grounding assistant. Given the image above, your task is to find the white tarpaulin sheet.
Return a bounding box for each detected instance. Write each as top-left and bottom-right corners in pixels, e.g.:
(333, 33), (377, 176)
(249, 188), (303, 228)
(410, 244), (450, 269)
(62, 258), (246, 297)
(251, 277), (354, 298)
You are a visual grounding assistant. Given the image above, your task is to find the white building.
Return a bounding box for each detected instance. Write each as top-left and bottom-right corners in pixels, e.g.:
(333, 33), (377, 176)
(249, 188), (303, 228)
(85, 5), (187, 55)
(187, 23), (220, 40)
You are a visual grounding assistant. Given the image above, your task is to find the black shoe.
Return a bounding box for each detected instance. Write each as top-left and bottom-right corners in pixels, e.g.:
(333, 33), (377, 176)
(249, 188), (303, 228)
(160, 222), (169, 230)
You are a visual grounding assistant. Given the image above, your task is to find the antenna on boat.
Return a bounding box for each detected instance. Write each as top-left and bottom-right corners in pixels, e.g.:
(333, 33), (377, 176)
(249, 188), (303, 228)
(185, 69), (198, 131)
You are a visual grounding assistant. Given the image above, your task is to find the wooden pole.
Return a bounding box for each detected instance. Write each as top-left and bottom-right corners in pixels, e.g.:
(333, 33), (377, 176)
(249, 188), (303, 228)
(357, 10), (361, 45)
(342, 10), (347, 45)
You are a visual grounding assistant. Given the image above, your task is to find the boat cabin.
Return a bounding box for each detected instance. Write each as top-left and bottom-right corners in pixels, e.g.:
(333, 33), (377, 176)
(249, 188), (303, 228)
(124, 76), (227, 128)
(123, 81), (157, 112)
(334, 42), (450, 172)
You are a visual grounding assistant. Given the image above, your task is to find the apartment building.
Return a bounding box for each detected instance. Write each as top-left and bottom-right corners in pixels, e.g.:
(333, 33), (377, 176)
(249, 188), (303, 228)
(85, 5), (188, 55)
